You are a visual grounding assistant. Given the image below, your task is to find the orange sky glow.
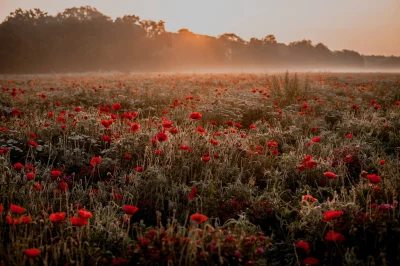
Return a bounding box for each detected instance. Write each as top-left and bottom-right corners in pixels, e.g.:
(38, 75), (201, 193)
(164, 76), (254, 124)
(1, 0), (399, 56)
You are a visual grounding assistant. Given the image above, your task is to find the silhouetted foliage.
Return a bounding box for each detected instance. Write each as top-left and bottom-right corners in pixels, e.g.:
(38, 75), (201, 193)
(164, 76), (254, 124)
(0, 6), (399, 73)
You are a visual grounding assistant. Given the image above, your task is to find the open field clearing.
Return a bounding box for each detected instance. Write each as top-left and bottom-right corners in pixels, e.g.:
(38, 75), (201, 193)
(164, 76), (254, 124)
(0, 72), (400, 265)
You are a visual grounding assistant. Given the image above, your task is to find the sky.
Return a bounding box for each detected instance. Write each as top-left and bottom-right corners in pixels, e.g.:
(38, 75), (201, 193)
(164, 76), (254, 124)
(0, 0), (399, 56)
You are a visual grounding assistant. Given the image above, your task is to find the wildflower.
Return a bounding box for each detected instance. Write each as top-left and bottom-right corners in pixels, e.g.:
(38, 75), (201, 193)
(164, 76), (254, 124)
(190, 213), (208, 224)
(324, 172), (338, 179)
(201, 157), (211, 162)
(179, 145), (191, 152)
(13, 163), (24, 170)
(189, 112), (202, 120)
(266, 142), (278, 148)
(102, 135), (111, 142)
(24, 249), (41, 258)
(250, 124), (256, 129)
(50, 212), (66, 223)
(29, 132), (37, 139)
(323, 210), (343, 222)
(0, 204), (3, 213)
(51, 170), (62, 179)
(112, 103), (122, 110)
(155, 149), (163, 155)
(189, 187), (197, 200)
(123, 205), (139, 215)
(295, 241), (310, 254)
(343, 155), (354, 163)
(196, 126), (206, 135)
(101, 119), (113, 128)
(70, 217), (88, 226)
(367, 174), (381, 184)
(113, 192), (123, 200)
(311, 137), (322, 143)
(302, 195), (318, 202)
(59, 181), (68, 191)
(156, 132), (168, 142)
(78, 209), (93, 219)
(20, 215), (32, 224)
(162, 120), (173, 128)
(345, 133), (353, 139)
(124, 154), (132, 159)
(26, 172), (35, 181)
(90, 157), (101, 167)
(10, 204), (26, 215)
(378, 160), (385, 165)
(325, 231), (345, 243)
(302, 257), (319, 265)
(130, 123), (140, 133)
(133, 166), (143, 172)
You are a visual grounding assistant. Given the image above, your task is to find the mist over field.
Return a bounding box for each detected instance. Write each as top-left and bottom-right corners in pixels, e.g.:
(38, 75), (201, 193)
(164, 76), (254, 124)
(0, 6), (400, 74)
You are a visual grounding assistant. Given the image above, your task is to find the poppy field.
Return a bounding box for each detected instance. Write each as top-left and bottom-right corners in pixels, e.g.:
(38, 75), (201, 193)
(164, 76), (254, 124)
(0, 72), (400, 265)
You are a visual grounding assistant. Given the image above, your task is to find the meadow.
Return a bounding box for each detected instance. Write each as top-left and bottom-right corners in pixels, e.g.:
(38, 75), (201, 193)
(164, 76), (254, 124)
(0, 72), (399, 265)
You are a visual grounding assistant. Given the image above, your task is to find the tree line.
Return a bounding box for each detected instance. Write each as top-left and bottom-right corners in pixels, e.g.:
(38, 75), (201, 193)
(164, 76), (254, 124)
(0, 6), (399, 73)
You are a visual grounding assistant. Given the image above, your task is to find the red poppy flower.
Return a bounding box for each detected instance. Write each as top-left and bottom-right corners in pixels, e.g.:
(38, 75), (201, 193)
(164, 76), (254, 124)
(367, 174), (381, 184)
(102, 135), (111, 142)
(324, 172), (338, 179)
(323, 210), (343, 222)
(154, 149), (163, 155)
(13, 163), (24, 170)
(311, 137), (322, 143)
(189, 187), (197, 201)
(124, 154), (132, 159)
(51, 170), (62, 179)
(24, 249), (41, 258)
(189, 112), (202, 120)
(78, 209), (93, 219)
(302, 257), (319, 265)
(249, 124), (256, 129)
(70, 217), (88, 226)
(101, 119), (113, 128)
(59, 181), (68, 191)
(90, 157), (101, 167)
(123, 205), (139, 215)
(325, 231), (345, 243)
(196, 126), (206, 135)
(130, 123), (140, 133)
(156, 132), (168, 142)
(29, 132), (37, 139)
(302, 195), (318, 202)
(378, 160), (385, 165)
(201, 157), (211, 162)
(113, 192), (123, 200)
(345, 133), (353, 139)
(10, 204), (26, 215)
(20, 215), (32, 224)
(0, 204), (3, 213)
(26, 172), (35, 181)
(28, 140), (38, 147)
(50, 212), (66, 223)
(112, 103), (122, 110)
(179, 145), (191, 152)
(133, 166), (143, 172)
(295, 241), (310, 255)
(266, 142), (278, 148)
(6, 215), (20, 225)
(190, 213), (208, 224)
